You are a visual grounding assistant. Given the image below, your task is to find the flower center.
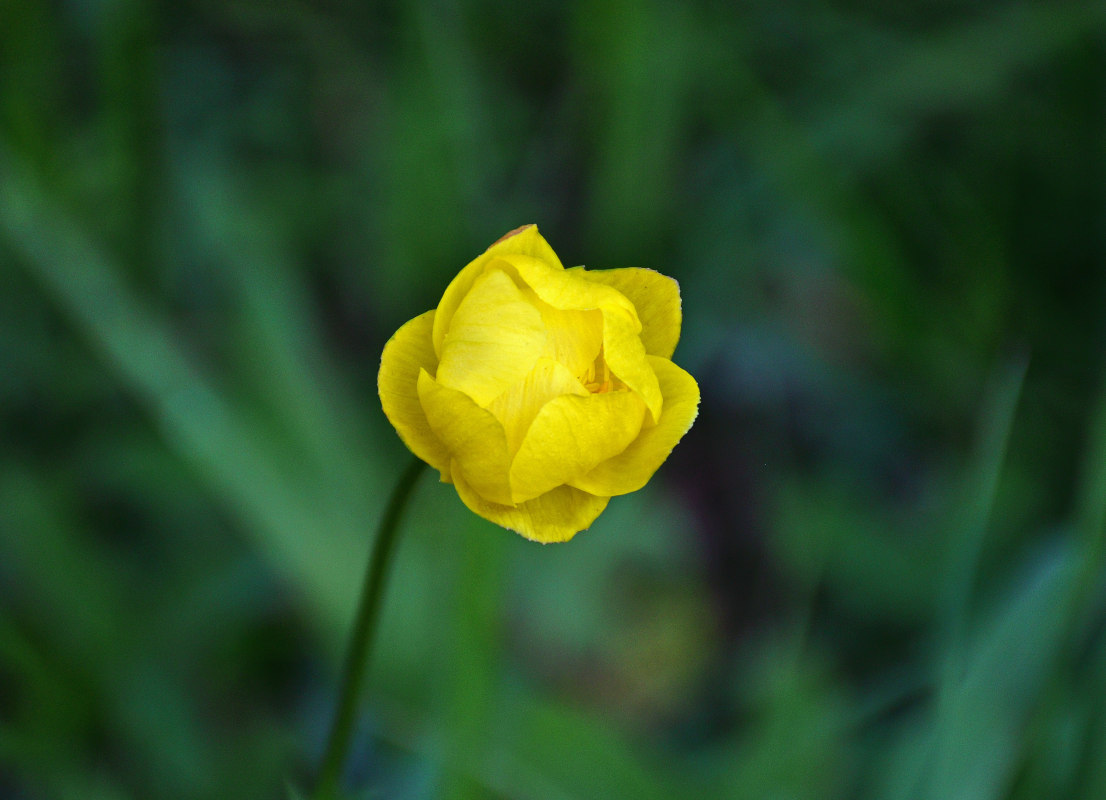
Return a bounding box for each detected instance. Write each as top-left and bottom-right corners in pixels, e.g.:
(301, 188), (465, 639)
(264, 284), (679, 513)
(580, 346), (625, 394)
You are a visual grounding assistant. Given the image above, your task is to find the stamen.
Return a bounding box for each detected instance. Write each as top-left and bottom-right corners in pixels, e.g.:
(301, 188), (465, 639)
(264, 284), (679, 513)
(581, 345), (623, 394)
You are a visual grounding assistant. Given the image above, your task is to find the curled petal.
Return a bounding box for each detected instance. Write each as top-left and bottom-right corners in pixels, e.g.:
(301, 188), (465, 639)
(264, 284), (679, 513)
(501, 254), (639, 325)
(509, 389), (646, 503)
(487, 358), (588, 456)
(377, 311), (450, 479)
(452, 461), (609, 543)
(569, 357), (700, 497)
(574, 267), (682, 359)
(432, 225), (563, 358)
(417, 369), (514, 506)
(600, 309), (663, 423)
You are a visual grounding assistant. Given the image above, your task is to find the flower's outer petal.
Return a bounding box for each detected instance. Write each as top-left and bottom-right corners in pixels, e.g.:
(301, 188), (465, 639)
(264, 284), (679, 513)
(487, 358), (588, 456)
(417, 369), (514, 506)
(504, 255), (639, 324)
(569, 357), (700, 497)
(432, 225), (563, 357)
(378, 310), (451, 479)
(452, 461), (609, 543)
(509, 390), (646, 504)
(487, 224), (565, 269)
(573, 268), (682, 359)
(435, 269), (548, 407)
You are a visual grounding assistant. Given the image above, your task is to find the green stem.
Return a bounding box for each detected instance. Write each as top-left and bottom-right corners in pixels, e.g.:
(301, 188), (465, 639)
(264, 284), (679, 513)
(313, 456), (426, 800)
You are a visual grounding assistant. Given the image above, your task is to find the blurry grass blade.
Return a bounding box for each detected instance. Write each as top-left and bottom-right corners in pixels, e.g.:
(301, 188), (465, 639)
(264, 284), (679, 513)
(710, 641), (853, 800)
(911, 541), (1080, 800)
(0, 468), (218, 796)
(1075, 632), (1106, 799)
(722, 53), (918, 337)
(412, 0), (491, 221)
(434, 517), (508, 800)
(1074, 369), (1106, 594)
(181, 166), (385, 507)
(774, 478), (943, 625)
(814, 2), (1106, 167)
(885, 352), (1050, 800)
(0, 150), (363, 631)
(942, 352), (1029, 649)
(0, 0), (63, 174)
(577, 0), (692, 253)
(502, 695), (693, 800)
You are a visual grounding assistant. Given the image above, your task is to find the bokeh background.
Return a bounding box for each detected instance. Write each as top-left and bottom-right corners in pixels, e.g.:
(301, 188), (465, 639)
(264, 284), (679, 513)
(4, 1), (1106, 798)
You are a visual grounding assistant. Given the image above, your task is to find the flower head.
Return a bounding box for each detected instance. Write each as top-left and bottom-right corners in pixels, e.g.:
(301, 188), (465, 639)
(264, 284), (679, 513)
(378, 225), (699, 542)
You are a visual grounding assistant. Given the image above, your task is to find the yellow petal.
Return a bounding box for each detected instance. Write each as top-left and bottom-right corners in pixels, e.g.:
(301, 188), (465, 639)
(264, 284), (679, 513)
(452, 460), (610, 543)
(600, 310), (663, 423)
(499, 255), (662, 421)
(487, 358), (588, 456)
(432, 225), (563, 358)
(569, 357), (699, 497)
(503, 254), (640, 325)
(574, 267), (682, 359)
(377, 310), (451, 478)
(434, 269), (547, 407)
(509, 389), (647, 503)
(534, 302), (604, 379)
(487, 224), (565, 268)
(416, 369), (514, 506)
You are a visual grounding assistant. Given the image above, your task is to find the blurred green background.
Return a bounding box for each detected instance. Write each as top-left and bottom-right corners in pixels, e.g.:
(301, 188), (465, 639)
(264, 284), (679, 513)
(3, 1), (1106, 798)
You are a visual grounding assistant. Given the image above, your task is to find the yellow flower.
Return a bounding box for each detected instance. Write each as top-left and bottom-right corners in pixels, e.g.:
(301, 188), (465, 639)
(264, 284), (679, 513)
(377, 225), (700, 543)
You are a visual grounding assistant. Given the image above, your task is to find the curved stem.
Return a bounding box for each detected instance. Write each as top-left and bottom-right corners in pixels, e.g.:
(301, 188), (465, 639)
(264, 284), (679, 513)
(313, 457), (426, 799)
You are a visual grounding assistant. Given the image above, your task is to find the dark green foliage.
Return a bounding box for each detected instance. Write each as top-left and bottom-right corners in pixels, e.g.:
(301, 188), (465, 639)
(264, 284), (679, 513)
(2, 1), (1105, 797)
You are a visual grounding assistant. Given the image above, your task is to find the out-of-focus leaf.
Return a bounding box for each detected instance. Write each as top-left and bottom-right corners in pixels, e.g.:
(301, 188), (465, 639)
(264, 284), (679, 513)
(811, 2), (1106, 167)
(0, 467), (218, 798)
(507, 698), (684, 800)
(432, 516), (508, 800)
(774, 478), (942, 623)
(889, 540), (1080, 800)
(941, 354), (1028, 655)
(0, 152), (366, 635)
(707, 639), (854, 800)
